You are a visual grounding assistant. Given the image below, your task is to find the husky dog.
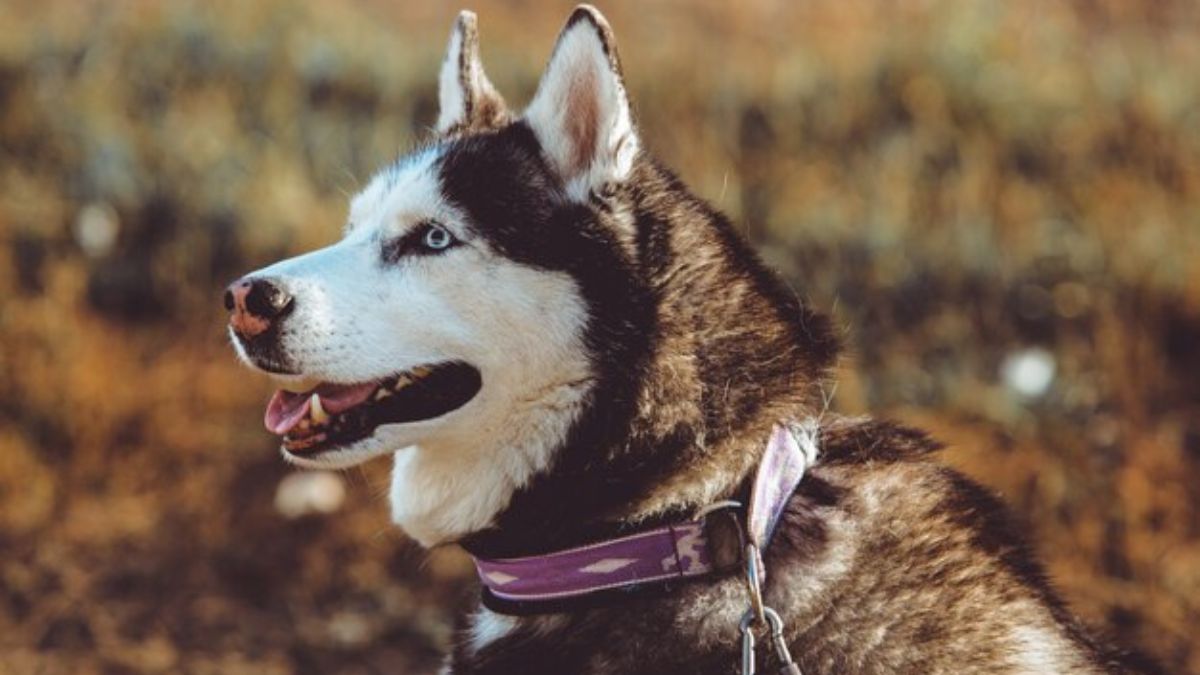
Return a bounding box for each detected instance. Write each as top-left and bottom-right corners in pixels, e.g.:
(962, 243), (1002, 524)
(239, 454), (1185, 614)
(226, 6), (1147, 674)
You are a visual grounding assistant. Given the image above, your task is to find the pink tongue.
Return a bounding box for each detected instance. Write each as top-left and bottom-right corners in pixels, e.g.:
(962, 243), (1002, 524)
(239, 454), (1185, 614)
(264, 390), (310, 435)
(263, 382), (379, 436)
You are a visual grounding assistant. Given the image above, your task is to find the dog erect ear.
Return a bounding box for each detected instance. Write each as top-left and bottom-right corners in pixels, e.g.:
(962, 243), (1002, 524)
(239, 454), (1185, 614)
(436, 11), (509, 135)
(524, 5), (640, 199)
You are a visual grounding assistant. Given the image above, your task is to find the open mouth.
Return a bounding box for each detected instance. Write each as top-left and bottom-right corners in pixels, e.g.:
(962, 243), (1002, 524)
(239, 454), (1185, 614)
(264, 362), (482, 455)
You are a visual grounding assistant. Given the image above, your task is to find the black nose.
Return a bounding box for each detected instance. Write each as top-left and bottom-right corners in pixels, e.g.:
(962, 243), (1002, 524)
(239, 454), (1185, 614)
(225, 277), (294, 339)
(244, 278), (293, 319)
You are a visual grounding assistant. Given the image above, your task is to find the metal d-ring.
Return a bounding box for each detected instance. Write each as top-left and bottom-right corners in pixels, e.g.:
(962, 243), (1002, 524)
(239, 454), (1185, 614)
(693, 499), (742, 520)
(739, 605), (785, 635)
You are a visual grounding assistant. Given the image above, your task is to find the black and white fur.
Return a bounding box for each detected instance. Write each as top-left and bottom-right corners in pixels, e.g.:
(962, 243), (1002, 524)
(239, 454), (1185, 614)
(230, 7), (1153, 673)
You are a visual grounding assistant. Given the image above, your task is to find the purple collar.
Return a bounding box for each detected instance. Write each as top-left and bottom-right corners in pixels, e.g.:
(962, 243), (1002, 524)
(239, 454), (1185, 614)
(471, 422), (819, 613)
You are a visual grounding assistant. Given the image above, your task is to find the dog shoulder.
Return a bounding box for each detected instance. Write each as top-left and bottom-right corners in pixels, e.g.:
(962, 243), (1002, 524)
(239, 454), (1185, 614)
(768, 416), (1143, 673)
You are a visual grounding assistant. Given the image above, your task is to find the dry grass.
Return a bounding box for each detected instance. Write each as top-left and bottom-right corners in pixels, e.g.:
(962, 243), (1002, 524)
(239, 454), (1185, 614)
(0, 1), (1197, 672)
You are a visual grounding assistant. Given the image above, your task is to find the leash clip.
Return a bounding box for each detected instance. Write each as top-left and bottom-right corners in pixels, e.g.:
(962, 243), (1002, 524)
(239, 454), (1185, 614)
(739, 605), (802, 675)
(738, 543), (802, 675)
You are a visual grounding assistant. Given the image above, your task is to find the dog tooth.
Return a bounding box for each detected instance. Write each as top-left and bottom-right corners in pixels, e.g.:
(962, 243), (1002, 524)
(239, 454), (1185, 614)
(392, 375), (412, 391)
(410, 366), (431, 379)
(310, 393), (328, 424)
(374, 388), (392, 401)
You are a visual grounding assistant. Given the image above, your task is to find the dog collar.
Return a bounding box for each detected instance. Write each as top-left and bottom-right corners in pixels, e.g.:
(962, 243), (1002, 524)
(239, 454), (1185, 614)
(471, 422), (819, 614)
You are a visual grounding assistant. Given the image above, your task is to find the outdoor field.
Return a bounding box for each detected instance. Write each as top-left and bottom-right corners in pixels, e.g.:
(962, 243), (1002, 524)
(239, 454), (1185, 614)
(0, 1), (1197, 672)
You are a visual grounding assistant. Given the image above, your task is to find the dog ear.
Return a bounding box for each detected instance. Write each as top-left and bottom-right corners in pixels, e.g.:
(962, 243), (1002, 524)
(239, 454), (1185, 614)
(523, 5), (640, 199)
(436, 10), (509, 136)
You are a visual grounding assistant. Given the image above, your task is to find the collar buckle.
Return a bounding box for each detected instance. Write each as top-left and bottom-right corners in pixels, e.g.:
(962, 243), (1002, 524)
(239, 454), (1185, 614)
(696, 500), (746, 573)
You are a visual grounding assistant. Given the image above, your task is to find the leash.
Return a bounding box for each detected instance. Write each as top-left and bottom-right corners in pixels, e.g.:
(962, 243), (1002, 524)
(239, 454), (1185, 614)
(469, 421), (819, 673)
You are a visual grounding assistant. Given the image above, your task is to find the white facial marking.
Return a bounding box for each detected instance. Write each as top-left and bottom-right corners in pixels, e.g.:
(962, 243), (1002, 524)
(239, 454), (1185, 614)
(387, 262), (591, 545)
(235, 144), (594, 546)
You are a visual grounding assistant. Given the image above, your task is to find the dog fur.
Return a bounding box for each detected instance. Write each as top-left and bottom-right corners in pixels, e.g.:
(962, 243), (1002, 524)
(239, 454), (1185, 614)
(228, 6), (1151, 674)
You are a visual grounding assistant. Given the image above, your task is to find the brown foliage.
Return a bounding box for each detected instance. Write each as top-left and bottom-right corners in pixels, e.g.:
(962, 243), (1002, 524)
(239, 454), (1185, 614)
(0, 1), (1197, 672)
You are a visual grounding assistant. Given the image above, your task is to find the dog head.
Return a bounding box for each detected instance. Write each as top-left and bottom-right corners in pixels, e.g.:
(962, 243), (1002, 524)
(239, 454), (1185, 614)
(227, 7), (661, 544)
(228, 6), (838, 547)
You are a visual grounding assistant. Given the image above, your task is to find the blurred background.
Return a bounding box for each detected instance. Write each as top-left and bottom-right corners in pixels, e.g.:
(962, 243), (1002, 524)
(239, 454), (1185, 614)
(0, 0), (1197, 673)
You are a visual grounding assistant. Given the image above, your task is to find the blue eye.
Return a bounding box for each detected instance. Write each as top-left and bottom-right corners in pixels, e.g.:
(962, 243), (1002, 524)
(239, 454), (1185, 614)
(380, 221), (459, 264)
(423, 224), (455, 250)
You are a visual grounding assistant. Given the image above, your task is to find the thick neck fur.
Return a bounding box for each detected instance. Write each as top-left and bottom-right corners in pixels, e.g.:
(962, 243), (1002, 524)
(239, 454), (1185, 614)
(461, 156), (839, 557)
